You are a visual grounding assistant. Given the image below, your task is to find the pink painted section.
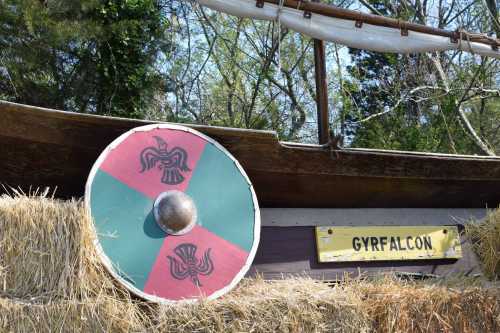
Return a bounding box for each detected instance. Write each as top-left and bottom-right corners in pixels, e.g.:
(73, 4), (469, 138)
(143, 225), (249, 301)
(100, 128), (206, 199)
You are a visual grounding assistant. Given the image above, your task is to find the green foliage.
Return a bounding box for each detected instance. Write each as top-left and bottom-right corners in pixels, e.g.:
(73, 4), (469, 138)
(89, 0), (165, 117)
(0, 0), (167, 118)
(158, 4), (318, 141)
(0, 0), (499, 153)
(345, 49), (475, 154)
(339, 1), (500, 155)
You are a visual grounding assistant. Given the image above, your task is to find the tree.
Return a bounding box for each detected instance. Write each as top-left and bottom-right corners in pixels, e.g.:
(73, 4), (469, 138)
(155, 1), (321, 141)
(0, 0), (167, 118)
(1, 0), (499, 153)
(341, 0), (500, 155)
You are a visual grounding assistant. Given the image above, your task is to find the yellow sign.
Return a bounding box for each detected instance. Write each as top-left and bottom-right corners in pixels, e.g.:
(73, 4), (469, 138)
(316, 226), (462, 262)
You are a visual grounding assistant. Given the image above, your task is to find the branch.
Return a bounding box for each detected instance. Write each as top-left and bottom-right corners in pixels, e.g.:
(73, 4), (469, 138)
(357, 0), (382, 16)
(429, 53), (496, 156)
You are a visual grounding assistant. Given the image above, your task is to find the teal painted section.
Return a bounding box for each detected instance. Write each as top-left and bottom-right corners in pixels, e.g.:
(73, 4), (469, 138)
(90, 169), (166, 290)
(186, 143), (255, 252)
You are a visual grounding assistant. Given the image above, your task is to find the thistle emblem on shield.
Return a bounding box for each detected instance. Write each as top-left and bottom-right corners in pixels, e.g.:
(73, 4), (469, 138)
(167, 243), (214, 286)
(139, 136), (191, 185)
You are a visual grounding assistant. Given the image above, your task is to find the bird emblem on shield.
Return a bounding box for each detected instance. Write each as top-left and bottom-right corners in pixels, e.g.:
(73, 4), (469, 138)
(167, 243), (214, 287)
(139, 136), (191, 185)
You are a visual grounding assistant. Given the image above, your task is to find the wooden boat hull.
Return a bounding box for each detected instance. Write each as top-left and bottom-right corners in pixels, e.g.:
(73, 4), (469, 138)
(1, 101), (499, 208)
(1, 101), (498, 279)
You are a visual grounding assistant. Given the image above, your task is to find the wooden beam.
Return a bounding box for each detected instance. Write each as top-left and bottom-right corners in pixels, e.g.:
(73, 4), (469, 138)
(261, 208), (488, 226)
(312, 0), (330, 145)
(2, 101), (500, 208)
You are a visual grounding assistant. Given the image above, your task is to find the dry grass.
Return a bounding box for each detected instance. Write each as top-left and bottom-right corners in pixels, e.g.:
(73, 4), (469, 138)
(155, 278), (370, 332)
(0, 195), (499, 332)
(0, 296), (149, 333)
(358, 277), (500, 333)
(0, 194), (117, 301)
(466, 208), (500, 279)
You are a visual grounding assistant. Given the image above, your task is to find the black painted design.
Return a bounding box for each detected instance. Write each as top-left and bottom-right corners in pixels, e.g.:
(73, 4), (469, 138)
(167, 243), (214, 286)
(139, 136), (191, 185)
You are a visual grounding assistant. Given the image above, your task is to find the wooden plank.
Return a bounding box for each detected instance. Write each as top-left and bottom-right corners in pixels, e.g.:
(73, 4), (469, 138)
(1, 101), (500, 207)
(0, 101), (277, 150)
(2, 132), (499, 207)
(261, 208), (487, 226)
(251, 172), (500, 208)
(248, 226), (482, 280)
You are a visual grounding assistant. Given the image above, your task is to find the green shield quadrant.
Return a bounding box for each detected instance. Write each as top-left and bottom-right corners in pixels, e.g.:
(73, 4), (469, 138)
(186, 143), (255, 252)
(90, 169), (161, 290)
(85, 124), (260, 303)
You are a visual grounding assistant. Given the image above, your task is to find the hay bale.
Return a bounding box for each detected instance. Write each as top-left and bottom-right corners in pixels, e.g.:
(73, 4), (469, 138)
(158, 277), (498, 333)
(358, 278), (500, 333)
(0, 195), (499, 332)
(0, 296), (150, 333)
(0, 195), (372, 332)
(155, 278), (370, 333)
(466, 209), (500, 279)
(0, 195), (114, 301)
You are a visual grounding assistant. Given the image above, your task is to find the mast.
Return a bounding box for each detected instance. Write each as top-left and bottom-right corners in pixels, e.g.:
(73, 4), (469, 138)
(312, 0), (330, 145)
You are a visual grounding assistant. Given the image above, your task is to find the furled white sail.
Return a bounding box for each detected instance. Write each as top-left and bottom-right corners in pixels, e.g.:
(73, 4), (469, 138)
(198, 0), (500, 59)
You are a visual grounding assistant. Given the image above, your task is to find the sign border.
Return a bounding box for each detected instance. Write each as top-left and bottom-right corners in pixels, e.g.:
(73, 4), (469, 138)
(316, 225), (462, 263)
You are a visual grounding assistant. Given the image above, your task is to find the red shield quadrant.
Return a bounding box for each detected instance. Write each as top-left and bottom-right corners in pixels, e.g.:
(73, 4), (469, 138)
(85, 124), (260, 303)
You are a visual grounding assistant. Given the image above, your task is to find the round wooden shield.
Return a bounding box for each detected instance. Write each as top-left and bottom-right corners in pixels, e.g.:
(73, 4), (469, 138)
(85, 124), (260, 303)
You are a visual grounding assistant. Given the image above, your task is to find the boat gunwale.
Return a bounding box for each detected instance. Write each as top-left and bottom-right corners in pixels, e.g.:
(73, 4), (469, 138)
(2, 100), (499, 163)
(0, 101), (277, 139)
(282, 141), (500, 161)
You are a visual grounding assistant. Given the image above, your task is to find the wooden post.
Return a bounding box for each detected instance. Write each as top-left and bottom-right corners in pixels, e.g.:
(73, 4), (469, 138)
(313, 1), (329, 144)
